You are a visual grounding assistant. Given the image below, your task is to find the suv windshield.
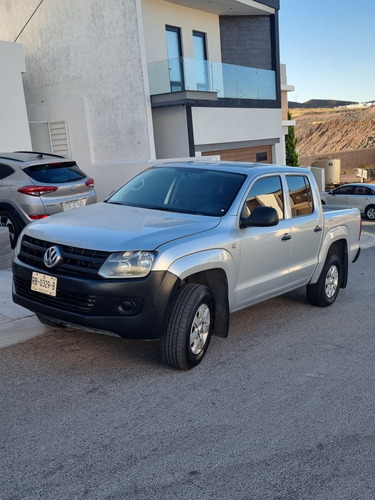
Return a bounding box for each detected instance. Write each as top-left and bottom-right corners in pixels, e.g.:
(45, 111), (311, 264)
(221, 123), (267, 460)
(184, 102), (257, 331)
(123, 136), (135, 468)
(107, 166), (245, 216)
(23, 162), (86, 183)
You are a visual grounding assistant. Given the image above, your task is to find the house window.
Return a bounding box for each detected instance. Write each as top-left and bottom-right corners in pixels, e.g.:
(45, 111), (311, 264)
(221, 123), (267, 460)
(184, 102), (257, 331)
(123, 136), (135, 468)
(166, 25), (184, 92)
(193, 30), (208, 91)
(256, 152), (268, 162)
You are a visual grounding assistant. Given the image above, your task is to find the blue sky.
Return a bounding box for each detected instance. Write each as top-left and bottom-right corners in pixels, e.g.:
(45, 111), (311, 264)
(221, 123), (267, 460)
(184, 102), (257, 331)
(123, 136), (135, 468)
(279, 0), (375, 103)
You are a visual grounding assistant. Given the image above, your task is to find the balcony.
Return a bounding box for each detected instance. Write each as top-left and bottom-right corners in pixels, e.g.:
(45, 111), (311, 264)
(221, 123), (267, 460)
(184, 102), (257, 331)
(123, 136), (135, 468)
(148, 57), (276, 101)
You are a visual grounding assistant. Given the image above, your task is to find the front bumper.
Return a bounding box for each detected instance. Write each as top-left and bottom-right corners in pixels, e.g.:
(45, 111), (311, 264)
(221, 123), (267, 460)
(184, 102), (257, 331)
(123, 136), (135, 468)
(12, 260), (180, 339)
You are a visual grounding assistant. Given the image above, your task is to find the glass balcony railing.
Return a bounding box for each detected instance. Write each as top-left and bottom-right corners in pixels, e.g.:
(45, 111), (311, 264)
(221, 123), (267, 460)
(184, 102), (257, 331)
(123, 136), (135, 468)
(148, 57), (276, 100)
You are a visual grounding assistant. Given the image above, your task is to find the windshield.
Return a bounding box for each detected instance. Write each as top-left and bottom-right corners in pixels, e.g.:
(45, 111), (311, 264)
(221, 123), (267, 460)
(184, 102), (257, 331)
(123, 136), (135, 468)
(107, 166), (245, 216)
(23, 162), (87, 183)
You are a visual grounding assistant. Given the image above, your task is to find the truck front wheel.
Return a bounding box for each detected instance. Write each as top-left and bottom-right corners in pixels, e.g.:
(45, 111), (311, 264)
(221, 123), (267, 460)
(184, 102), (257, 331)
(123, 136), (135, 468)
(161, 283), (214, 370)
(307, 254), (341, 307)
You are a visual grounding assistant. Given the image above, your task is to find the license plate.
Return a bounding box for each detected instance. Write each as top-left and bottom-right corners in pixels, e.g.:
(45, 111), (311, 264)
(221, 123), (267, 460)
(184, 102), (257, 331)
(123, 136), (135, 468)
(62, 198), (87, 211)
(31, 272), (57, 297)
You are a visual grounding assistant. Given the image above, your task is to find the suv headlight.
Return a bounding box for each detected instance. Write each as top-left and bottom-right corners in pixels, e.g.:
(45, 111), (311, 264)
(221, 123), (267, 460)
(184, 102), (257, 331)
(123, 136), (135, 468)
(99, 251), (156, 278)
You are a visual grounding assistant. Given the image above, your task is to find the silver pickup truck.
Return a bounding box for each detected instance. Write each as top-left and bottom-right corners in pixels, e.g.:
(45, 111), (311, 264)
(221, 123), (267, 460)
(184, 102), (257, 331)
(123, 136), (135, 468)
(12, 161), (361, 370)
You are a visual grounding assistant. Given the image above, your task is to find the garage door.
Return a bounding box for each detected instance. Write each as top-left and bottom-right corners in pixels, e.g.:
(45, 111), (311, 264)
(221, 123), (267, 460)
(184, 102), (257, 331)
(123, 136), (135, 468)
(202, 145), (272, 163)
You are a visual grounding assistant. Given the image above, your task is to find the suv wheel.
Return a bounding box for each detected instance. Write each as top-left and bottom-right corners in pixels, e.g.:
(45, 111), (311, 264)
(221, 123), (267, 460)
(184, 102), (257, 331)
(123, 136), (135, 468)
(0, 210), (22, 248)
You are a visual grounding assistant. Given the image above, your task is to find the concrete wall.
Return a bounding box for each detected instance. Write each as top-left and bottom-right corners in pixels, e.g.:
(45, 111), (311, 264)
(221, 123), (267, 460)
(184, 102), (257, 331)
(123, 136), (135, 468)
(0, 41), (31, 151)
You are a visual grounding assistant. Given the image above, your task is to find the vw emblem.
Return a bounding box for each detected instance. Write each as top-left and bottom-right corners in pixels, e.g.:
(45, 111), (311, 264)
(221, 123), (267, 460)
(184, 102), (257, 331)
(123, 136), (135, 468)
(70, 185), (77, 191)
(44, 246), (62, 268)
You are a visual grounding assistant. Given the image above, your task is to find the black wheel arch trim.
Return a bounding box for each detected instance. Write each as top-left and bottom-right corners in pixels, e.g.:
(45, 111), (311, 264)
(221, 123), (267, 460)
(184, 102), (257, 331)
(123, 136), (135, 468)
(327, 239), (348, 289)
(183, 268), (229, 338)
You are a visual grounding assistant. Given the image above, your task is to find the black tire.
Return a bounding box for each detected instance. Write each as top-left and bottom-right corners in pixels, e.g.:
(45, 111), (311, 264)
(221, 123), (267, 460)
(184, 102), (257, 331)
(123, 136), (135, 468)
(306, 254), (342, 307)
(161, 283), (215, 370)
(365, 205), (375, 220)
(36, 313), (66, 329)
(0, 210), (23, 249)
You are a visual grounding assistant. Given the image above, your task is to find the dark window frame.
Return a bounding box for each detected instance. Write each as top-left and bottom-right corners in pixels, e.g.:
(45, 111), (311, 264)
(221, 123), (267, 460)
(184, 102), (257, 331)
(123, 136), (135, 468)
(192, 30), (209, 91)
(166, 25), (184, 92)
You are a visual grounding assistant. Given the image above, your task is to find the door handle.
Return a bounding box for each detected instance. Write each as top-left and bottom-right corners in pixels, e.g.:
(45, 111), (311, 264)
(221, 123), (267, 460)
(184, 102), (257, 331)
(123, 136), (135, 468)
(314, 225), (323, 232)
(281, 234), (291, 241)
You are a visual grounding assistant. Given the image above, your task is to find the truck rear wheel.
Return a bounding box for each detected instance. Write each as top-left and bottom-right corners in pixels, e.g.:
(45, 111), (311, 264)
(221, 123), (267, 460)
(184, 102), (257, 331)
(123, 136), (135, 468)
(161, 283), (214, 370)
(306, 254), (341, 307)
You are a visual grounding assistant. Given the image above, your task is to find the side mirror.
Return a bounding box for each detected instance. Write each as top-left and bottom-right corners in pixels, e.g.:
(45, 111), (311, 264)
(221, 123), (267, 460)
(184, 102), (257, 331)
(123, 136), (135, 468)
(240, 205), (279, 228)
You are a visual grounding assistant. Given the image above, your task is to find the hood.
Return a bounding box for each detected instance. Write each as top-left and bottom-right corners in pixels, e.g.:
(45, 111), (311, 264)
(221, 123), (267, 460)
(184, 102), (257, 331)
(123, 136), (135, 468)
(24, 202), (220, 251)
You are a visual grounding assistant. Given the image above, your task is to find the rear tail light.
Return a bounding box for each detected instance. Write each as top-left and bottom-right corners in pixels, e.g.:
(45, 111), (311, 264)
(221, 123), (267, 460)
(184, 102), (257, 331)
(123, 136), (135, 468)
(18, 185), (58, 196)
(29, 215), (49, 220)
(85, 178), (94, 188)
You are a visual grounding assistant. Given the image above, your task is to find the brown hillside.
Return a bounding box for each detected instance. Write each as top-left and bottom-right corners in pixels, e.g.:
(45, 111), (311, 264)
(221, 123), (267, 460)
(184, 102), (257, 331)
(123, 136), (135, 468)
(292, 106), (375, 158)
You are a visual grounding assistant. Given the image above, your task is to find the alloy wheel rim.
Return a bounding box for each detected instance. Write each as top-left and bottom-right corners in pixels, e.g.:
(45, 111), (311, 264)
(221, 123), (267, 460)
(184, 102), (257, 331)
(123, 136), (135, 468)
(325, 265), (339, 298)
(190, 303), (210, 355)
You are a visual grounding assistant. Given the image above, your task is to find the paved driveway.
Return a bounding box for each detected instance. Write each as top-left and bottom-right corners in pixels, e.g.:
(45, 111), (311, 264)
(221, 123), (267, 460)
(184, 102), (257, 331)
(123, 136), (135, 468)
(1, 241), (375, 498)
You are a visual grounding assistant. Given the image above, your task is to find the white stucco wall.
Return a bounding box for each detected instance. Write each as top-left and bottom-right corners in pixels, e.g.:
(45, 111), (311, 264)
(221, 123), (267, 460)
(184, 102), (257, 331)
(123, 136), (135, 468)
(141, 0), (222, 64)
(0, 41), (31, 151)
(192, 107), (282, 145)
(192, 107), (285, 164)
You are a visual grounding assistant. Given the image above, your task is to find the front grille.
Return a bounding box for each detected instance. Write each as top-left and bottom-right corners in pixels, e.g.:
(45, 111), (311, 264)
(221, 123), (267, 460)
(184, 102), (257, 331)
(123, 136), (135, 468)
(19, 235), (110, 279)
(14, 276), (97, 313)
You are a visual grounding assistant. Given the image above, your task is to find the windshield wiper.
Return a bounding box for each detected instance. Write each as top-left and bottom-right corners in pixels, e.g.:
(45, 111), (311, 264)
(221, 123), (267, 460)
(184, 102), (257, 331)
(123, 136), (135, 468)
(104, 200), (124, 206)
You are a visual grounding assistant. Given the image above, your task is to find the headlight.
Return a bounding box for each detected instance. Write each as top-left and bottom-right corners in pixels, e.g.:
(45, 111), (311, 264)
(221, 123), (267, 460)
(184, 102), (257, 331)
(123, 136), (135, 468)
(98, 251), (156, 278)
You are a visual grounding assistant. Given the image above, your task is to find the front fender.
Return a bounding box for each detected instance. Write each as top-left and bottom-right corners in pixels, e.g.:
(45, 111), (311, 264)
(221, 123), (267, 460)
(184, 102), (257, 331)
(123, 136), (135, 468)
(166, 249), (234, 339)
(166, 248), (234, 281)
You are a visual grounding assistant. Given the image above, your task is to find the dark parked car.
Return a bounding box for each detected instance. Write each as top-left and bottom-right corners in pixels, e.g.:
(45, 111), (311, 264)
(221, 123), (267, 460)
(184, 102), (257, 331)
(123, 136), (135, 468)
(0, 151), (97, 247)
(321, 182), (375, 220)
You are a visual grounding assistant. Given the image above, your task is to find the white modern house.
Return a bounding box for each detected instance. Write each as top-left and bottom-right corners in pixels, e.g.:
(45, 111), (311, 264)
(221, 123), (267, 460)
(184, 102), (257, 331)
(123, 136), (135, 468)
(0, 0), (293, 200)
(0, 41), (31, 151)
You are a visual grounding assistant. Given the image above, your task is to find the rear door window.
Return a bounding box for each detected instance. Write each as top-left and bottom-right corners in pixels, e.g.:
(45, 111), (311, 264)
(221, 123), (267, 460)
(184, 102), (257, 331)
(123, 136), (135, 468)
(286, 175), (314, 217)
(23, 162), (86, 183)
(353, 186), (373, 196)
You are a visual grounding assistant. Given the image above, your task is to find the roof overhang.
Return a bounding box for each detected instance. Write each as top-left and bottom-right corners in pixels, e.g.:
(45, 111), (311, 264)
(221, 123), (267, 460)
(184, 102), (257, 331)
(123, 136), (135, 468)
(165, 0), (278, 16)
